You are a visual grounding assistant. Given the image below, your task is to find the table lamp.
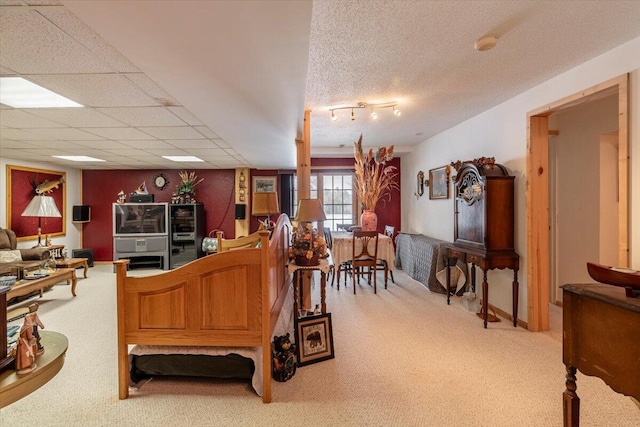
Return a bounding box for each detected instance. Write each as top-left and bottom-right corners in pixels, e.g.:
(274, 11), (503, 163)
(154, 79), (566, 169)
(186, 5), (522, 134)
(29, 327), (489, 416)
(21, 194), (62, 247)
(251, 192), (280, 226)
(294, 198), (327, 224)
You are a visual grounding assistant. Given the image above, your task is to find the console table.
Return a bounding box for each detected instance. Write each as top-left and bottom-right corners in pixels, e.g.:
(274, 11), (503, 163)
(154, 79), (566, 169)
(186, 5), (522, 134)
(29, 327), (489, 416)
(445, 244), (519, 328)
(561, 283), (640, 426)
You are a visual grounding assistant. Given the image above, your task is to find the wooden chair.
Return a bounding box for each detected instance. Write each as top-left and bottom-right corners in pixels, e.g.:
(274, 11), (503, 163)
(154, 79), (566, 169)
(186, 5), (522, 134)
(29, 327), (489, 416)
(350, 230), (379, 294)
(216, 231), (262, 252)
(323, 227), (336, 285)
(375, 225), (395, 286)
(337, 223), (356, 232)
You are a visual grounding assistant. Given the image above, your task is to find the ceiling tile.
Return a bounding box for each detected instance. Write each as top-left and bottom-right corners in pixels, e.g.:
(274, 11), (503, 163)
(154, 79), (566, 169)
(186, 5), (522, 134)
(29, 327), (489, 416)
(194, 126), (219, 138)
(165, 140), (220, 149)
(30, 108), (126, 127)
(28, 127), (105, 140)
(124, 74), (180, 105)
(69, 140), (133, 150)
(28, 74), (161, 107)
(0, 128), (56, 140)
(97, 107), (187, 127)
(167, 106), (203, 126)
(80, 127), (156, 140)
(137, 126), (205, 140)
(111, 139), (175, 150)
(0, 109), (66, 128)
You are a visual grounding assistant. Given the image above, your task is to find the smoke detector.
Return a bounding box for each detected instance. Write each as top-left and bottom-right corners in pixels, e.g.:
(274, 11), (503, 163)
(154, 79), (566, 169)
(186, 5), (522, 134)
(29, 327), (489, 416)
(474, 35), (498, 52)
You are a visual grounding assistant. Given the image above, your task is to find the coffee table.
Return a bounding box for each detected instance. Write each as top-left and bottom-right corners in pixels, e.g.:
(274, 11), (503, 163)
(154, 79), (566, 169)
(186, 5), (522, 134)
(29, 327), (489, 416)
(55, 257), (89, 278)
(7, 268), (78, 300)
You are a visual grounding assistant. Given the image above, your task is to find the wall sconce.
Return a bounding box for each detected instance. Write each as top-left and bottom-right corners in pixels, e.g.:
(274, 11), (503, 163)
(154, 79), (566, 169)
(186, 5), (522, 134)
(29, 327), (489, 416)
(329, 101), (401, 122)
(238, 171), (246, 202)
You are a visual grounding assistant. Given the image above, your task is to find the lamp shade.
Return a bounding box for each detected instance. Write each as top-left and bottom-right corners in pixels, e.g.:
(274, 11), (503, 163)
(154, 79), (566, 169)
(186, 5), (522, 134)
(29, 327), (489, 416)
(21, 195), (62, 218)
(251, 192), (280, 216)
(295, 199), (327, 222)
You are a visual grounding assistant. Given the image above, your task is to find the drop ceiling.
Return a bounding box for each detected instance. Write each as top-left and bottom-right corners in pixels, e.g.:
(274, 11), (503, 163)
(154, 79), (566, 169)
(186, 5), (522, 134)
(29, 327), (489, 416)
(1, 0), (639, 170)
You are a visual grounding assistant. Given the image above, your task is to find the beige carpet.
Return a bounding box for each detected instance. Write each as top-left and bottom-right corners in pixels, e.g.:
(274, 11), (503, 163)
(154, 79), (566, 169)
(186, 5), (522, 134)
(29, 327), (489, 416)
(1, 264), (638, 427)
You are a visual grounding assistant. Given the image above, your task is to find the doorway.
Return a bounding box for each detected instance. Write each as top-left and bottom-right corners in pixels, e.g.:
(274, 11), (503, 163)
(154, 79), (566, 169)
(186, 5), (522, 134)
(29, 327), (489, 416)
(526, 74), (629, 331)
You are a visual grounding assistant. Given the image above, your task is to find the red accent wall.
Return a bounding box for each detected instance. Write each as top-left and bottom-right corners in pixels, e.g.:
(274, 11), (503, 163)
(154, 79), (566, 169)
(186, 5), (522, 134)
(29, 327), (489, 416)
(82, 169), (236, 261)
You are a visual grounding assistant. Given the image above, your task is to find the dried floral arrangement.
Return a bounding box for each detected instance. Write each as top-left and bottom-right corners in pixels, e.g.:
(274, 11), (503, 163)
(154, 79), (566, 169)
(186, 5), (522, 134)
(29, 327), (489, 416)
(289, 223), (328, 261)
(353, 134), (399, 211)
(176, 171), (204, 195)
(450, 156), (496, 171)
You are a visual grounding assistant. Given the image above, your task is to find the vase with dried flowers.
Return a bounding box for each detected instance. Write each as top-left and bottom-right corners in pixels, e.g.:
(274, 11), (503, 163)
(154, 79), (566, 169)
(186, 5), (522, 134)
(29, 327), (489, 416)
(176, 171), (204, 203)
(353, 134), (399, 231)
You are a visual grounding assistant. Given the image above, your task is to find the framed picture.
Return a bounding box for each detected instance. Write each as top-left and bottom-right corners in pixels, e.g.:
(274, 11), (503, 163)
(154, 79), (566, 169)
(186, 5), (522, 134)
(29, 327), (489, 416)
(7, 165), (67, 241)
(253, 176), (277, 193)
(429, 166), (450, 199)
(295, 313), (334, 367)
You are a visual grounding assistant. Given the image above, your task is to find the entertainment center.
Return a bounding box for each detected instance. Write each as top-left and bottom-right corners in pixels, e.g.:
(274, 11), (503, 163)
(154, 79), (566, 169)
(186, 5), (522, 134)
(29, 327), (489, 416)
(112, 203), (170, 270)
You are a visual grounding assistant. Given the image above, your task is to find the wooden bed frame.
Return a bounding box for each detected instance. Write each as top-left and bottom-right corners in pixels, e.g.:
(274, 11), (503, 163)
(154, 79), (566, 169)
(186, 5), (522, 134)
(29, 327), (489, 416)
(114, 214), (292, 403)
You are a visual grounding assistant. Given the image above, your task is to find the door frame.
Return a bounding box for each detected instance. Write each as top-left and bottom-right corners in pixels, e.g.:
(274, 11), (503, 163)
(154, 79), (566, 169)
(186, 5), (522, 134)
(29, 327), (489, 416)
(526, 74), (629, 331)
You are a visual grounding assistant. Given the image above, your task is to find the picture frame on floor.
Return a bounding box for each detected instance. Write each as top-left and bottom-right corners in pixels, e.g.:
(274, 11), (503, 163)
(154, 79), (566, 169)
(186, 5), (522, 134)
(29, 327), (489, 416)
(295, 313), (334, 366)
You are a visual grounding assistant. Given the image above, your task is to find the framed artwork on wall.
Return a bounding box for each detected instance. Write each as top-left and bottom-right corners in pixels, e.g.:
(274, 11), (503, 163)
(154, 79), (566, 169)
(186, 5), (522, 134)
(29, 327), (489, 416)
(253, 176), (277, 193)
(429, 166), (450, 200)
(295, 313), (334, 367)
(7, 165), (67, 241)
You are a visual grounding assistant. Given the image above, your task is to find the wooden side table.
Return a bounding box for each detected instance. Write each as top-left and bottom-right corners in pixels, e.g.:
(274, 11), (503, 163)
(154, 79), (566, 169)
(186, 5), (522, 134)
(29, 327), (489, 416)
(287, 254), (334, 316)
(55, 257), (89, 278)
(445, 244), (519, 328)
(0, 331), (68, 408)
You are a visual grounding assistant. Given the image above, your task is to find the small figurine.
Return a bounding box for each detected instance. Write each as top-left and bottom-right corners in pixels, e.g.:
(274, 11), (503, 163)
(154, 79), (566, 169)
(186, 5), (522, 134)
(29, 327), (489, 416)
(272, 333), (296, 382)
(16, 315), (39, 374)
(45, 234), (51, 246)
(27, 303), (45, 355)
(117, 190), (126, 204)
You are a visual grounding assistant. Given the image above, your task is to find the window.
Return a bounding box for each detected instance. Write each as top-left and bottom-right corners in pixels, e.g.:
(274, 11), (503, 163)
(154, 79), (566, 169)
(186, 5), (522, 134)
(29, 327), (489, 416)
(292, 172), (355, 230)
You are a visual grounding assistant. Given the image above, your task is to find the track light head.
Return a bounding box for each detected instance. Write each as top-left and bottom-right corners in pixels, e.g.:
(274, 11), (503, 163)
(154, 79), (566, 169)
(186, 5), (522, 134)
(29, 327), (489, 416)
(393, 106), (401, 117)
(331, 110), (337, 121)
(351, 108), (355, 121)
(370, 109), (378, 120)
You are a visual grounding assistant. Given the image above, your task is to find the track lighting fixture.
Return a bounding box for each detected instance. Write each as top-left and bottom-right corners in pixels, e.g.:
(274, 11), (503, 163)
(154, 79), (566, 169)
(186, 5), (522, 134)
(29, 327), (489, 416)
(329, 101), (401, 122)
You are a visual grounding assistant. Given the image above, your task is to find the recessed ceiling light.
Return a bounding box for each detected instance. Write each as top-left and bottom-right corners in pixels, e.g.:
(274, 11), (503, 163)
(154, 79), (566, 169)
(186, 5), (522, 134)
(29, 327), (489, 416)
(162, 156), (204, 162)
(0, 77), (83, 108)
(53, 155), (105, 162)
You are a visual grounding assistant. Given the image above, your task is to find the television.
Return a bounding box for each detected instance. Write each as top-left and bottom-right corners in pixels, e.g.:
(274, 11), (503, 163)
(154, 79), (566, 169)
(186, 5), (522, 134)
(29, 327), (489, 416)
(113, 203), (169, 236)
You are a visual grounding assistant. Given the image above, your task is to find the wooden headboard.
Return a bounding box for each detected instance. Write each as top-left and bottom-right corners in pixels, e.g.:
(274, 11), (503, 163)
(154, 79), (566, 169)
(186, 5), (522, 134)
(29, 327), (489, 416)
(114, 214), (292, 403)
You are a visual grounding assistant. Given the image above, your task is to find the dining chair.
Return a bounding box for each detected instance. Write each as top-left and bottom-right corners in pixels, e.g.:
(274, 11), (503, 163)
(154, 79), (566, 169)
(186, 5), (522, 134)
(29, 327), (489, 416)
(375, 225), (395, 286)
(337, 223), (356, 232)
(350, 230), (379, 294)
(323, 227), (336, 285)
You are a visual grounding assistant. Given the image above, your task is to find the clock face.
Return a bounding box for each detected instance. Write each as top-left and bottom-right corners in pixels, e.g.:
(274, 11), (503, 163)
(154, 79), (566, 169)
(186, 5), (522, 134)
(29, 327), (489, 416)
(153, 174), (168, 190)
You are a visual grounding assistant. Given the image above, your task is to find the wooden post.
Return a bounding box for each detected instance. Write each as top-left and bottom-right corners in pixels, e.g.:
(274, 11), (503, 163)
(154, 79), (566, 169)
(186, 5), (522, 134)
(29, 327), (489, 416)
(297, 110), (312, 309)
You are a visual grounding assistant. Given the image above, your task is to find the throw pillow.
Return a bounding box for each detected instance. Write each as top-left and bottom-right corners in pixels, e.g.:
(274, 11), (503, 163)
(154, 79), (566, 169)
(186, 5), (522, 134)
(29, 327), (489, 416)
(0, 249), (23, 263)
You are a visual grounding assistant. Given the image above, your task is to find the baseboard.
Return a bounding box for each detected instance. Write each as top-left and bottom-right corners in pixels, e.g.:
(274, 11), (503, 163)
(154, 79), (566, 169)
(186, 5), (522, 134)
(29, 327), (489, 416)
(488, 303), (528, 330)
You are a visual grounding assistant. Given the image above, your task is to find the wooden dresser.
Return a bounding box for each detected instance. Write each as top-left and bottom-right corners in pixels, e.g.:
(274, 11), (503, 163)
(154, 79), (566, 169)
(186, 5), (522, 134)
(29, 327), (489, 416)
(561, 283), (640, 426)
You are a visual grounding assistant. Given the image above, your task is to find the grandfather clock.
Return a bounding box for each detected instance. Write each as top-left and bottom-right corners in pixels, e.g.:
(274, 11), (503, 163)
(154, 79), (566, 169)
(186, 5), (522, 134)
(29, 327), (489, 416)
(445, 163), (520, 328)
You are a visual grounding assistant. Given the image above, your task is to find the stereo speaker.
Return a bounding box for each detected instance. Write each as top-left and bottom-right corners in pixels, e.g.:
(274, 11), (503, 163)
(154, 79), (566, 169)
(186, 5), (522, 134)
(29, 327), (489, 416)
(72, 205), (91, 222)
(130, 194), (154, 203)
(235, 204), (246, 220)
(71, 248), (94, 267)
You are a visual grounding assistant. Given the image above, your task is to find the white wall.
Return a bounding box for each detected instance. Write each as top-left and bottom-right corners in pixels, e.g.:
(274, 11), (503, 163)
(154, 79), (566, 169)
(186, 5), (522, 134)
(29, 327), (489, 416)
(401, 36), (640, 322)
(549, 95), (618, 300)
(0, 157), (83, 251)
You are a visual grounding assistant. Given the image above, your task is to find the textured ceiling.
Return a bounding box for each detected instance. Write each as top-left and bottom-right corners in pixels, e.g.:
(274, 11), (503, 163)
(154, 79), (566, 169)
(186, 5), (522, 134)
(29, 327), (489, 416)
(1, 0), (639, 170)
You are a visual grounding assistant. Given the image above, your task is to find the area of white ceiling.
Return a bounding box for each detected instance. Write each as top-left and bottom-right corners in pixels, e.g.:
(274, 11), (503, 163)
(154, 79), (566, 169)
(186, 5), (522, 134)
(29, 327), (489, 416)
(1, 1), (639, 170)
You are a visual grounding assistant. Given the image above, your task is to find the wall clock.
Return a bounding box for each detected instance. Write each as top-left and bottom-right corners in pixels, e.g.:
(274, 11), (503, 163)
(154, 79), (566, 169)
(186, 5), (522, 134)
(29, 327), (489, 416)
(153, 173), (169, 190)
